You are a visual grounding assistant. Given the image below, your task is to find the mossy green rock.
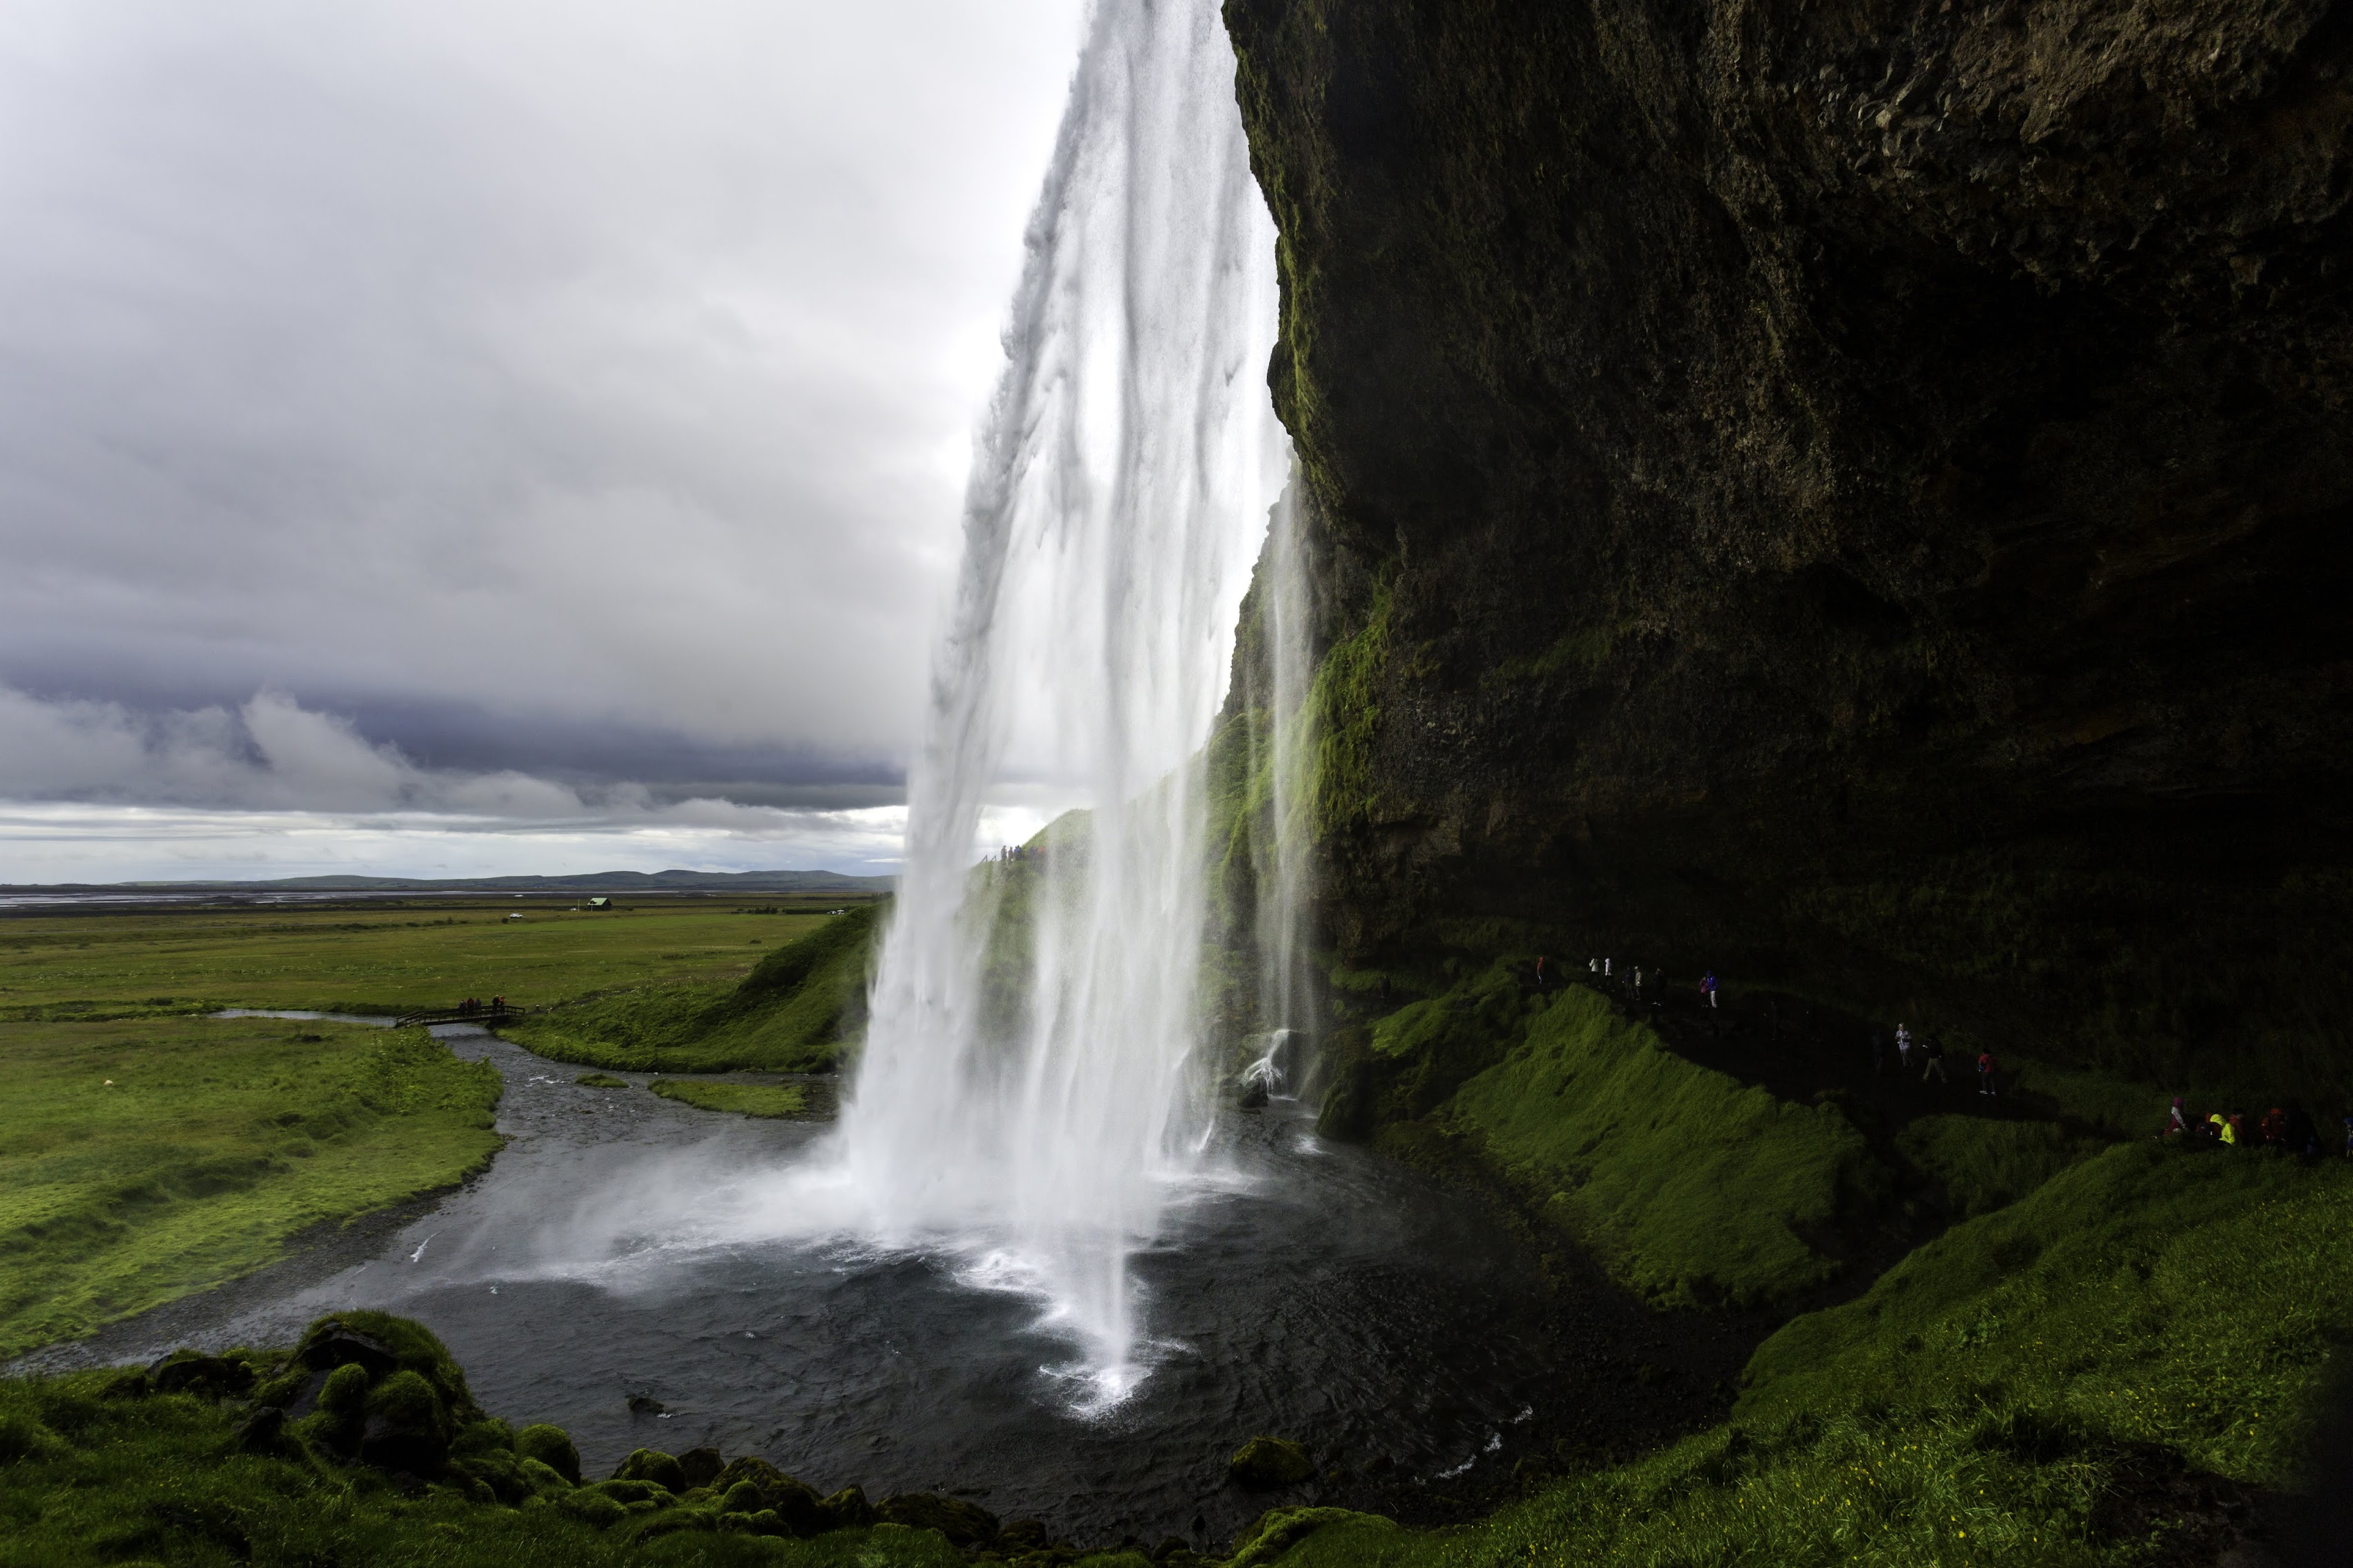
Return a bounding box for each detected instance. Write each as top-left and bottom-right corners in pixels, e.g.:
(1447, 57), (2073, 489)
(820, 1484), (878, 1530)
(876, 1491), (999, 1545)
(556, 1487), (628, 1529)
(709, 1455), (825, 1533)
(1228, 1436), (1316, 1489)
(514, 1422), (579, 1484)
(610, 1446), (686, 1493)
(358, 1368), (451, 1474)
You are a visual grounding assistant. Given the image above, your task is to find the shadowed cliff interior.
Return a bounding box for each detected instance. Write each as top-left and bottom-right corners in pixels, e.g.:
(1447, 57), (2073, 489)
(1224, 0), (2353, 1104)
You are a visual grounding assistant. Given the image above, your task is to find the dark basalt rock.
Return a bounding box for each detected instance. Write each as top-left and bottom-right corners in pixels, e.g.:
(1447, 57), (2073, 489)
(147, 1353), (255, 1401)
(1239, 1079), (1271, 1109)
(676, 1445), (725, 1490)
(231, 1405), (289, 1457)
(876, 1491), (1000, 1546)
(1228, 1435), (1316, 1489)
(291, 1322), (399, 1383)
(1223, 0), (2353, 1101)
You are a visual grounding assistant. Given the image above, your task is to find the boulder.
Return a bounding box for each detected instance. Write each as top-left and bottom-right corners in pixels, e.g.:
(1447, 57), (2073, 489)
(515, 1423), (581, 1485)
(231, 1405), (291, 1457)
(708, 1457), (826, 1534)
(557, 1488), (628, 1530)
(1239, 1080), (1271, 1110)
(1228, 1437), (1315, 1489)
(289, 1322), (399, 1383)
(878, 1492), (999, 1546)
(677, 1446), (725, 1490)
(820, 1484), (878, 1531)
(357, 1369), (451, 1475)
(147, 1353), (256, 1401)
(611, 1448), (687, 1493)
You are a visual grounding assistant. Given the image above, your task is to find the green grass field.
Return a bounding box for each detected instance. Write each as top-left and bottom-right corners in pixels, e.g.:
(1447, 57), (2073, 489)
(0, 902), (835, 1019)
(505, 904), (878, 1073)
(649, 1081), (812, 1118)
(0, 1017), (502, 1358)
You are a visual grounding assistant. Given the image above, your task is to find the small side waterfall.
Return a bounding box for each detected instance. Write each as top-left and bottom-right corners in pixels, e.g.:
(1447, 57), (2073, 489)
(834, 0), (1291, 1405)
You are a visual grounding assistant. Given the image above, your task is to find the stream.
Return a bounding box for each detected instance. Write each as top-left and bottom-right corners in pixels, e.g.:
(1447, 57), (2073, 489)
(36, 1026), (1572, 1542)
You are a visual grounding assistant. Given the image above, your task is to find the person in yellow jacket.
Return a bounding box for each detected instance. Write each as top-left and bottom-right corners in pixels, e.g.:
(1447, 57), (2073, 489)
(2209, 1111), (2237, 1147)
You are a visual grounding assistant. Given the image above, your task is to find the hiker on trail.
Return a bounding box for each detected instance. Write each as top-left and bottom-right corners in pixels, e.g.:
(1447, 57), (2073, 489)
(492, 994), (506, 1015)
(1922, 1037), (1948, 1086)
(2228, 1111), (2250, 1147)
(2288, 1106), (2318, 1157)
(2262, 1108), (2290, 1149)
(1977, 1050), (1997, 1097)
(1701, 972), (1719, 1009)
(2165, 1097), (2191, 1138)
(1895, 1023), (1914, 1073)
(2209, 1111), (2233, 1147)
(1535, 956), (1547, 992)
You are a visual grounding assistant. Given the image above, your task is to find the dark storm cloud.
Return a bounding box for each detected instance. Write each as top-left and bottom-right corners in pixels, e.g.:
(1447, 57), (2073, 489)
(0, 0), (1082, 832)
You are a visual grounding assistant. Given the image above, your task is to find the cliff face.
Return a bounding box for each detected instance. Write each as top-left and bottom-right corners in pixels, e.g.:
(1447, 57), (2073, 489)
(1224, 0), (2353, 1095)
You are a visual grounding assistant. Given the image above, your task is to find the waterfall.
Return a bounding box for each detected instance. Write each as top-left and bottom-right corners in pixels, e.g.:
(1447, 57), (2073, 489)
(833, 0), (1289, 1407)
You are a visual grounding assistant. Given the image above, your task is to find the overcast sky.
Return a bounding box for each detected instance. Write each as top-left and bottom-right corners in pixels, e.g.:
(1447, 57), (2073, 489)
(0, 0), (1089, 882)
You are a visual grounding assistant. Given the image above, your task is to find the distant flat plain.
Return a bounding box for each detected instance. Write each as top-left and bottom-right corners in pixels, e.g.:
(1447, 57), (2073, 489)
(0, 897), (842, 1019)
(0, 895), (860, 1358)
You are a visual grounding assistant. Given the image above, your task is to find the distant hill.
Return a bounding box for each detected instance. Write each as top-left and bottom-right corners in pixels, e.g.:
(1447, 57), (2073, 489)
(0, 868), (894, 895)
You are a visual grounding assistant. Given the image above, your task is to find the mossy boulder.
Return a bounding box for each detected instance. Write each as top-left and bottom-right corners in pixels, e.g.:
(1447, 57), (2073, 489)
(556, 1488), (628, 1529)
(610, 1446), (687, 1493)
(709, 1456), (825, 1533)
(515, 1422), (581, 1484)
(677, 1445), (724, 1489)
(517, 1456), (574, 1497)
(1228, 1436), (1315, 1489)
(821, 1484), (878, 1530)
(576, 1073), (629, 1088)
(146, 1351), (257, 1401)
(296, 1314), (478, 1412)
(877, 1491), (999, 1546)
(358, 1368), (451, 1475)
(592, 1477), (674, 1508)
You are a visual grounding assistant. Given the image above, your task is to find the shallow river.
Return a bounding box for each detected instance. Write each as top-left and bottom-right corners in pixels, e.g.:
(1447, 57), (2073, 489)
(59, 1028), (1569, 1542)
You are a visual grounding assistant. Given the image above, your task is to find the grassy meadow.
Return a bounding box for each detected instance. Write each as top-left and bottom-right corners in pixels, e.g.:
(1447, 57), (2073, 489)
(0, 900), (839, 1020)
(0, 896), (864, 1360)
(503, 903), (878, 1073)
(0, 1017), (500, 1358)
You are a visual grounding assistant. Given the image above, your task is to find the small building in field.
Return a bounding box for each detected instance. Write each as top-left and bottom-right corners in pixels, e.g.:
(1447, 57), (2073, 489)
(588, 896), (612, 909)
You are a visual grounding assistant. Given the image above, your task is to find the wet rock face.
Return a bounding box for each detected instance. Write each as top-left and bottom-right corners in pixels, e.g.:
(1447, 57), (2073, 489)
(1225, 0), (2353, 1093)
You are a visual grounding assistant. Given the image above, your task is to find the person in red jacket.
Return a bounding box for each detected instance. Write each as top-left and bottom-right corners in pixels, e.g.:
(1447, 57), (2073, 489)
(1977, 1050), (1998, 1097)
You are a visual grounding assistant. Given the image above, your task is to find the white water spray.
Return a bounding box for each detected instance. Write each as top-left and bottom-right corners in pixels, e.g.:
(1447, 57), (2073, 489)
(833, 0), (1290, 1405)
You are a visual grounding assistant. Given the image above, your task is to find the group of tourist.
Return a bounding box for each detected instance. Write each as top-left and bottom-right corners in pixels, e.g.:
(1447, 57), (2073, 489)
(1866, 1023), (2001, 1096)
(2161, 1098), (2347, 1157)
(455, 995), (506, 1017)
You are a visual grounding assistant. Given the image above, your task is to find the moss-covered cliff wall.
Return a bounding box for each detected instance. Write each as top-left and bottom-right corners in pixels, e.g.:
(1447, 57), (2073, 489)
(1224, 0), (2353, 1100)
